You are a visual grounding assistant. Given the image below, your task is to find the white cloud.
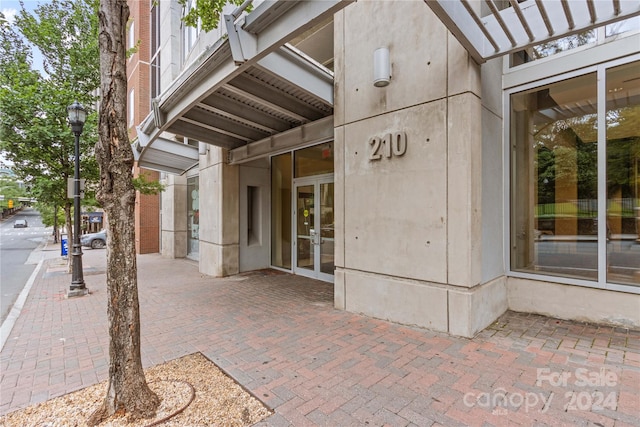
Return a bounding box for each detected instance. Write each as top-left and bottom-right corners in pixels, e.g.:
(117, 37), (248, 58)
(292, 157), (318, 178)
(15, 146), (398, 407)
(1, 8), (18, 24)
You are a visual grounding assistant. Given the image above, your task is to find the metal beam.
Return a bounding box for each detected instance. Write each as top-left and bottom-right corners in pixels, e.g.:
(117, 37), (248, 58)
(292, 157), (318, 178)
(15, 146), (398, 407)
(223, 84), (311, 123)
(134, 135), (200, 175)
(201, 92), (292, 132)
(424, 0), (640, 63)
(228, 116), (334, 164)
(256, 45), (334, 105)
(244, 1), (354, 53)
(230, 73), (328, 120)
(196, 102), (279, 134)
(178, 117), (254, 142)
(182, 106), (269, 140)
(167, 120), (245, 149)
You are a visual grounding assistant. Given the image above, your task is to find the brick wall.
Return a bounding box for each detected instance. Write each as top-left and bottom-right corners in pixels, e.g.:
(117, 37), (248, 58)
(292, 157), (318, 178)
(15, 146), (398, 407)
(128, 0), (160, 254)
(134, 167), (160, 254)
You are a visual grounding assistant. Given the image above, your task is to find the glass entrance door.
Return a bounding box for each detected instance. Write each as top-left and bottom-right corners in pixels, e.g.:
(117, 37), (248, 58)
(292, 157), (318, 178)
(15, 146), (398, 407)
(294, 175), (334, 281)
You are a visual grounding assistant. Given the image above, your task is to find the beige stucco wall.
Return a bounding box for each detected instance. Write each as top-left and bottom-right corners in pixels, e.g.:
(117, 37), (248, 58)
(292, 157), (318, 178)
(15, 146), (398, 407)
(341, 101), (448, 283)
(161, 174), (188, 259)
(159, 1), (182, 90)
(198, 147), (240, 277)
(334, 0), (506, 337)
(239, 159), (271, 272)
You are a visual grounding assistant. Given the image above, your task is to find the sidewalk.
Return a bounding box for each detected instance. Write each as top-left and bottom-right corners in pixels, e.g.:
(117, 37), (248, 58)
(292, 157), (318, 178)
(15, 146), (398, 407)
(1, 239), (639, 426)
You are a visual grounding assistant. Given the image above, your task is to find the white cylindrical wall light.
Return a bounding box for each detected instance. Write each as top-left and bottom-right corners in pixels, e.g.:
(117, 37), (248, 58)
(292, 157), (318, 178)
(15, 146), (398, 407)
(373, 47), (391, 87)
(199, 141), (208, 155)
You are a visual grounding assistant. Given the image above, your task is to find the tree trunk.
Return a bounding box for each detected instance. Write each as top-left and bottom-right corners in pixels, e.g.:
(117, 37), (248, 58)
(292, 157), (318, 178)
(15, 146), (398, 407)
(88, 1), (159, 424)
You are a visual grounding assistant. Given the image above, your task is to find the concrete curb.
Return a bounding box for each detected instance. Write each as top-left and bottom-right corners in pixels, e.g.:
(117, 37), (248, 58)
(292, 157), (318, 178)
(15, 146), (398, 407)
(0, 259), (44, 352)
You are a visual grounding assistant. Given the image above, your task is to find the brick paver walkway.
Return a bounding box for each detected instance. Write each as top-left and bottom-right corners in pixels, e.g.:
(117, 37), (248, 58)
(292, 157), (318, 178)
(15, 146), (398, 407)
(1, 242), (639, 426)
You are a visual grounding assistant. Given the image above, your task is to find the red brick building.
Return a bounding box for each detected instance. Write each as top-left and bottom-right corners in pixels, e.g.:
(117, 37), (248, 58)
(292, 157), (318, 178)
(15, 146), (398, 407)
(127, 0), (160, 254)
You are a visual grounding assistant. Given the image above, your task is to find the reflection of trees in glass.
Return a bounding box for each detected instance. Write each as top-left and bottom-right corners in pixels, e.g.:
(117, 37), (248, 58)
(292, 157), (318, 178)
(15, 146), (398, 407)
(607, 105), (640, 201)
(537, 146), (555, 204)
(606, 17), (640, 37)
(534, 115), (598, 205)
(608, 138), (638, 198)
(531, 31), (595, 59)
(533, 104), (639, 231)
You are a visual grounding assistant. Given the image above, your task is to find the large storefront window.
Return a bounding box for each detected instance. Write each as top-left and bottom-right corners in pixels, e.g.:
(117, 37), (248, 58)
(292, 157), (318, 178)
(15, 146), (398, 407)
(187, 176), (199, 259)
(271, 153), (292, 269)
(606, 62), (640, 286)
(510, 60), (639, 286)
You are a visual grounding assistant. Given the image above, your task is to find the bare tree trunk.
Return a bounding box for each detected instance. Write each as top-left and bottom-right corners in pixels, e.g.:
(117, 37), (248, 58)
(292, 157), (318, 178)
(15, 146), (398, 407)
(88, 0), (159, 424)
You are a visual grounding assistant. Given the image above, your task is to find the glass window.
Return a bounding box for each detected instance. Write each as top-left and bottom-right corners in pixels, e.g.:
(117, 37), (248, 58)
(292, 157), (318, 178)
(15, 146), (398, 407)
(128, 20), (135, 50)
(511, 61), (640, 286)
(128, 89), (135, 126)
(606, 61), (640, 286)
(511, 17), (640, 67)
(294, 143), (334, 178)
(182, 0), (199, 62)
(187, 176), (199, 259)
(511, 31), (596, 66)
(511, 73), (599, 281)
(606, 17), (640, 38)
(150, 4), (161, 99)
(271, 153), (292, 269)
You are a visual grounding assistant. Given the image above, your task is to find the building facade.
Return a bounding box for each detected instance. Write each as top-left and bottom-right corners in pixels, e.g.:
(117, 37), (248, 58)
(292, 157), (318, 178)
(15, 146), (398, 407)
(128, 0), (161, 254)
(135, 0), (640, 337)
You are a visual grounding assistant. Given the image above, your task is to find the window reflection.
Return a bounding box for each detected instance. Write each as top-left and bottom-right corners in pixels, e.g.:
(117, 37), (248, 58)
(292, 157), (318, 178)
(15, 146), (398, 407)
(511, 31), (595, 66)
(511, 73), (599, 280)
(271, 153), (292, 269)
(606, 62), (640, 286)
(187, 176), (199, 259)
(511, 62), (640, 286)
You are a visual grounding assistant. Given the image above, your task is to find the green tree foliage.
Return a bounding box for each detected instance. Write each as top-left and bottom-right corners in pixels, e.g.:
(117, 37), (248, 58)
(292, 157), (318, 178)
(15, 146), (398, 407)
(132, 172), (165, 196)
(0, 0), (100, 241)
(179, 0), (246, 32)
(35, 201), (65, 228)
(0, 175), (27, 209)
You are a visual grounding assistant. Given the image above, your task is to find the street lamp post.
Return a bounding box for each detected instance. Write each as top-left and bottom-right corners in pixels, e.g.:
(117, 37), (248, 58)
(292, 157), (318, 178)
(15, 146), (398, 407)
(67, 101), (88, 297)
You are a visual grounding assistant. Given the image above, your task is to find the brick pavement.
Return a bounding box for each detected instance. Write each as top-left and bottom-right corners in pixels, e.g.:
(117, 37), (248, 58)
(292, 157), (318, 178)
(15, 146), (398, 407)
(1, 241), (639, 426)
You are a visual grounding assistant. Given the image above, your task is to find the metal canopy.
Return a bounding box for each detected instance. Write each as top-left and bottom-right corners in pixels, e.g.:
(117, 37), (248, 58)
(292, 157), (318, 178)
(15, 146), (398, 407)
(136, 0), (353, 175)
(424, 0), (640, 63)
(134, 133), (199, 175)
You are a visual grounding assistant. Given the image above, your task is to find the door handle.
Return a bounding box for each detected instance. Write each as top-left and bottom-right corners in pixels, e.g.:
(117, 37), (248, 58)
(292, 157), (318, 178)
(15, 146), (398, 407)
(310, 229), (320, 245)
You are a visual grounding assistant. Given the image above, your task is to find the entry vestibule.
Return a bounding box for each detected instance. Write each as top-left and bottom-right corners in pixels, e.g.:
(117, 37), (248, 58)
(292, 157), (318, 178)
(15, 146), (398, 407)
(271, 143), (335, 282)
(294, 175), (335, 281)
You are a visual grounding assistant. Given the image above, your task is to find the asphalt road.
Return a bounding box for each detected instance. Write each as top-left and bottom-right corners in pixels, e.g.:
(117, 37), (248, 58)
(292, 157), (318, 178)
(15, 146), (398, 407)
(0, 208), (50, 324)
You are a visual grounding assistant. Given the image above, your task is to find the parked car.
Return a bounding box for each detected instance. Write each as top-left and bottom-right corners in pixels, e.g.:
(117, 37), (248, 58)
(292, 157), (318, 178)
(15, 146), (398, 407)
(80, 229), (107, 249)
(13, 219), (28, 228)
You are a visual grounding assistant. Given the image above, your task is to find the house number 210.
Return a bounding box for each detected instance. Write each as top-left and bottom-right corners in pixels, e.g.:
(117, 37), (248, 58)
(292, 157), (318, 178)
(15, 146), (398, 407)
(368, 131), (407, 161)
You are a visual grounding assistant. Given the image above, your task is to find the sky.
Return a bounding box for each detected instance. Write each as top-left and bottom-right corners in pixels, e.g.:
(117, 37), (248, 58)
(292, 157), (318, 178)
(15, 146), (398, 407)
(1, 0), (45, 21)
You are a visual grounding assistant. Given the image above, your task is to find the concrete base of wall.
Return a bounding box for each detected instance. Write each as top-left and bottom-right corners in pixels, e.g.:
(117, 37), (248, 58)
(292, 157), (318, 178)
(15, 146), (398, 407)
(508, 277), (640, 329)
(335, 268), (508, 337)
(200, 240), (239, 277)
(448, 276), (507, 337)
(161, 231), (187, 259)
(336, 270), (640, 336)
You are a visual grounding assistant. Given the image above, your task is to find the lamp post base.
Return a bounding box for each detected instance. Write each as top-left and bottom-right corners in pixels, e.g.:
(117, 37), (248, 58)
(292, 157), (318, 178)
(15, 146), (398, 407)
(68, 287), (89, 298)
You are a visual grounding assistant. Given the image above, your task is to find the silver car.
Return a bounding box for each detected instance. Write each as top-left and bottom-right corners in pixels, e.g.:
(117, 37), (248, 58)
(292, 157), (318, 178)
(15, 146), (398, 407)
(13, 219), (28, 228)
(80, 229), (107, 249)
